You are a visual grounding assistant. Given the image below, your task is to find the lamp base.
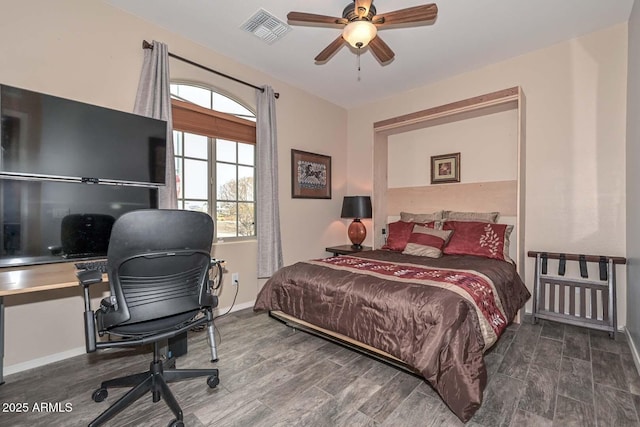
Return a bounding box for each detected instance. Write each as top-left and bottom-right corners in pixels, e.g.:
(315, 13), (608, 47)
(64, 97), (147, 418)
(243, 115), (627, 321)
(348, 219), (366, 248)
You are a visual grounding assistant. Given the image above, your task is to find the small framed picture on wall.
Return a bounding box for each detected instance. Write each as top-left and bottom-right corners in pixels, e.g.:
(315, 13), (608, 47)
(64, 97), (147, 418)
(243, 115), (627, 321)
(431, 152), (460, 184)
(291, 149), (332, 199)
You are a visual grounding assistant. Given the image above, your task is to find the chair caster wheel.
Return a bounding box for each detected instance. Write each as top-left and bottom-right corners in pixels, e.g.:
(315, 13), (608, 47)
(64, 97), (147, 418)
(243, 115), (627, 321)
(92, 388), (108, 402)
(207, 375), (219, 388)
(168, 419), (184, 427)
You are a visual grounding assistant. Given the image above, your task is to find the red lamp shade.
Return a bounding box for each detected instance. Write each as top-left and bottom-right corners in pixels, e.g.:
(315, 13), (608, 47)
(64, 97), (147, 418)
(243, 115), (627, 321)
(341, 196), (372, 249)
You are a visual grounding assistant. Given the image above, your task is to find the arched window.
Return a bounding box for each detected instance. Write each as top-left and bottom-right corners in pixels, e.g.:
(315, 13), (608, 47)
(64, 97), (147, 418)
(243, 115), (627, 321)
(170, 83), (256, 241)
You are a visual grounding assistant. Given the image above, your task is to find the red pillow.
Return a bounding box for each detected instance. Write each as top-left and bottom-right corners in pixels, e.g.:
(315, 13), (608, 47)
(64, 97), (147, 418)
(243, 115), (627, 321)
(442, 221), (513, 261)
(382, 221), (434, 251)
(402, 226), (453, 258)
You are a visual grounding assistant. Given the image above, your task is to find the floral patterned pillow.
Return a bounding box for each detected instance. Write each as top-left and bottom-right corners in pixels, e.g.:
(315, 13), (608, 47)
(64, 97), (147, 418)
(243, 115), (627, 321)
(442, 221), (513, 262)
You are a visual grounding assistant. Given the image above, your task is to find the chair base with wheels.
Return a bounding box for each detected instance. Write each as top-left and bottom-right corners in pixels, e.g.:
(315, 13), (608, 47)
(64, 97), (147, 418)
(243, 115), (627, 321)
(89, 341), (219, 427)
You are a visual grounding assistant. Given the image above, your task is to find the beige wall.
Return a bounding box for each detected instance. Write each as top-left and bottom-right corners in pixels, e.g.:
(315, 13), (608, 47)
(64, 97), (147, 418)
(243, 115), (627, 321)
(626, 0), (640, 355)
(0, 0), (348, 371)
(388, 109), (518, 188)
(348, 24), (629, 323)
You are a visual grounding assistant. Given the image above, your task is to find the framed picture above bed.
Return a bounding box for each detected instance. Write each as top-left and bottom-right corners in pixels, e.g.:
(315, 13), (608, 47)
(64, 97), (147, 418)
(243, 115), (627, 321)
(291, 149), (332, 199)
(431, 152), (461, 184)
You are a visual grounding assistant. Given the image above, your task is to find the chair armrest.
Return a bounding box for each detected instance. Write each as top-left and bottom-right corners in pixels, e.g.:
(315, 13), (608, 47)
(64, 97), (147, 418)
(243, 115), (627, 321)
(76, 269), (104, 353)
(77, 269), (103, 287)
(202, 294), (219, 309)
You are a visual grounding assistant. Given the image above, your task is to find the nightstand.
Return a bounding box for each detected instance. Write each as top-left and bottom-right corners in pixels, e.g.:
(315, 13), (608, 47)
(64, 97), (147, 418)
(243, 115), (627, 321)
(325, 245), (372, 256)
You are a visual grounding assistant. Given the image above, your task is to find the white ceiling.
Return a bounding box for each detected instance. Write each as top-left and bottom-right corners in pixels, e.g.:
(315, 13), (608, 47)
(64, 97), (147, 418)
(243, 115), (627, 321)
(104, 0), (634, 109)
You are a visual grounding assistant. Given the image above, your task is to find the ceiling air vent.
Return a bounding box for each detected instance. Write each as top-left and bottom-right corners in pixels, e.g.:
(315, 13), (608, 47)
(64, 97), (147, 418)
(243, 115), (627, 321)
(240, 9), (291, 45)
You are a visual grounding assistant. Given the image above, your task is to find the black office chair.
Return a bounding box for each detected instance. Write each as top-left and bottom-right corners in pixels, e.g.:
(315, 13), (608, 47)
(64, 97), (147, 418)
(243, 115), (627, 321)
(78, 209), (221, 427)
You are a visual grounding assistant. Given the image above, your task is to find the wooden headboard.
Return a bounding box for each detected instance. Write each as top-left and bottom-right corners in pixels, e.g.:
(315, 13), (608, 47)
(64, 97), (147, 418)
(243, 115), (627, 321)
(386, 180), (517, 217)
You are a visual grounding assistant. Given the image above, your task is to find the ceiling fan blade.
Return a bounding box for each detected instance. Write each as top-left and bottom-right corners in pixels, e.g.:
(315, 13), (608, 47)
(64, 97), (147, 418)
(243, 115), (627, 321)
(373, 4), (438, 26)
(315, 35), (346, 62)
(355, 0), (373, 18)
(369, 36), (395, 63)
(287, 11), (348, 26)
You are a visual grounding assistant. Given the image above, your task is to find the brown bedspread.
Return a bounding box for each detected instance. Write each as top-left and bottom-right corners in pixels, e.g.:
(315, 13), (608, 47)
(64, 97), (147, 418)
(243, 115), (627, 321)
(254, 250), (530, 422)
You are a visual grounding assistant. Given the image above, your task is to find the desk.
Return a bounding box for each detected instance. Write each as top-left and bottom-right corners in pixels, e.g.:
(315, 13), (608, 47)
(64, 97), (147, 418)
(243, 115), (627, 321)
(0, 263), (195, 384)
(0, 262), (85, 384)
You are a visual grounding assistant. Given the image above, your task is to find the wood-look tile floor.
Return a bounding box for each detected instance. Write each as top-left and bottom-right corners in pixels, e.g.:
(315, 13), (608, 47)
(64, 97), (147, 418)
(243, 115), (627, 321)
(1, 309), (639, 426)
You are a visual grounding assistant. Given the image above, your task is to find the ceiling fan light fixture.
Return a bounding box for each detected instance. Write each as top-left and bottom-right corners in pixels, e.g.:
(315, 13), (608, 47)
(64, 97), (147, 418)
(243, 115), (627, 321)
(342, 20), (377, 48)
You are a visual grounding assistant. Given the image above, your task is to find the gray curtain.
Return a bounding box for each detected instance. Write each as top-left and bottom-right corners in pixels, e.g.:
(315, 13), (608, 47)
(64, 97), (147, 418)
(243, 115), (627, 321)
(133, 40), (178, 209)
(256, 86), (283, 277)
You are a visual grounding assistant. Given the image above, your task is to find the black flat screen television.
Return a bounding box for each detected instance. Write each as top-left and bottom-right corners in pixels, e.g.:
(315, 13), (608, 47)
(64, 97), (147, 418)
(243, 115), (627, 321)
(0, 84), (167, 268)
(0, 179), (158, 267)
(0, 84), (167, 185)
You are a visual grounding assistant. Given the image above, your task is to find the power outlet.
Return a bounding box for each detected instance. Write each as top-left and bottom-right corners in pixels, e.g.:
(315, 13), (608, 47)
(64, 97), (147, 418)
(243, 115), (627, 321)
(231, 272), (239, 285)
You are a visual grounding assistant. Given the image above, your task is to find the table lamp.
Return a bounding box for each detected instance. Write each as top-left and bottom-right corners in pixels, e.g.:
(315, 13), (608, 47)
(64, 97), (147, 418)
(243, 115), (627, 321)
(341, 196), (372, 249)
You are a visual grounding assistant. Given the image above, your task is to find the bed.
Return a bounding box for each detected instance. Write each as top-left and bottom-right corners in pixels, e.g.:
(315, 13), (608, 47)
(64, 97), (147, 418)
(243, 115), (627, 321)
(254, 213), (530, 422)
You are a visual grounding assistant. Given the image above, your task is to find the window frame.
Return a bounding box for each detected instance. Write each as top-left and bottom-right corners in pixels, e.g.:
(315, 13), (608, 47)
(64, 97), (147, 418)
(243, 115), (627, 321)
(170, 82), (257, 242)
(173, 130), (210, 213)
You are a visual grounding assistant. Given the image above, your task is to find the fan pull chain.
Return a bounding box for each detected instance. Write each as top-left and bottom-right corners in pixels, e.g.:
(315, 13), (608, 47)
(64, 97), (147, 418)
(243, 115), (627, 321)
(356, 43), (363, 82)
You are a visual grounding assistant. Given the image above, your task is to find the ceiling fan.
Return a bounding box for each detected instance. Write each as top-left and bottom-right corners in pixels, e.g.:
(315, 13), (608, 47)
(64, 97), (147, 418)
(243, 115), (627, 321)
(287, 1), (438, 64)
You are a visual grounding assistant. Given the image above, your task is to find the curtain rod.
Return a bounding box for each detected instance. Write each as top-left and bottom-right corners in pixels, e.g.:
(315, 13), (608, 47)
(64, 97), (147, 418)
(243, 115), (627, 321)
(142, 40), (279, 99)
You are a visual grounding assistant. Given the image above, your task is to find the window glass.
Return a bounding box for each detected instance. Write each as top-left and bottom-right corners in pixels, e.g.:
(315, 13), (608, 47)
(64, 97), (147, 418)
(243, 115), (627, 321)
(173, 85), (211, 109)
(173, 131), (183, 156)
(238, 143), (254, 166)
(174, 158), (183, 199)
(184, 158), (208, 199)
(216, 163), (237, 201)
(184, 200), (208, 214)
(237, 166), (254, 202)
(238, 202), (255, 236)
(216, 139), (236, 163)
(212, 93), (255, 121)
(184, 133), (208, 159)
(217, 202), (237, 238)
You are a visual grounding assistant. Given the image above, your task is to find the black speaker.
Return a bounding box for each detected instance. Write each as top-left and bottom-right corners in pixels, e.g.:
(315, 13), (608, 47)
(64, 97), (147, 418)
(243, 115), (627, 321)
(168, 332), (188, 358)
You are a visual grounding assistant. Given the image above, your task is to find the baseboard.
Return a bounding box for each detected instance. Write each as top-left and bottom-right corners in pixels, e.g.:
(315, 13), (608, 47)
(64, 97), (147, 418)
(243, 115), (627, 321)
(215, 299), (255, 316)
(625, 327), (640, 376)
(4, 299), (257, 377)
(5, 346), (86, 377)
